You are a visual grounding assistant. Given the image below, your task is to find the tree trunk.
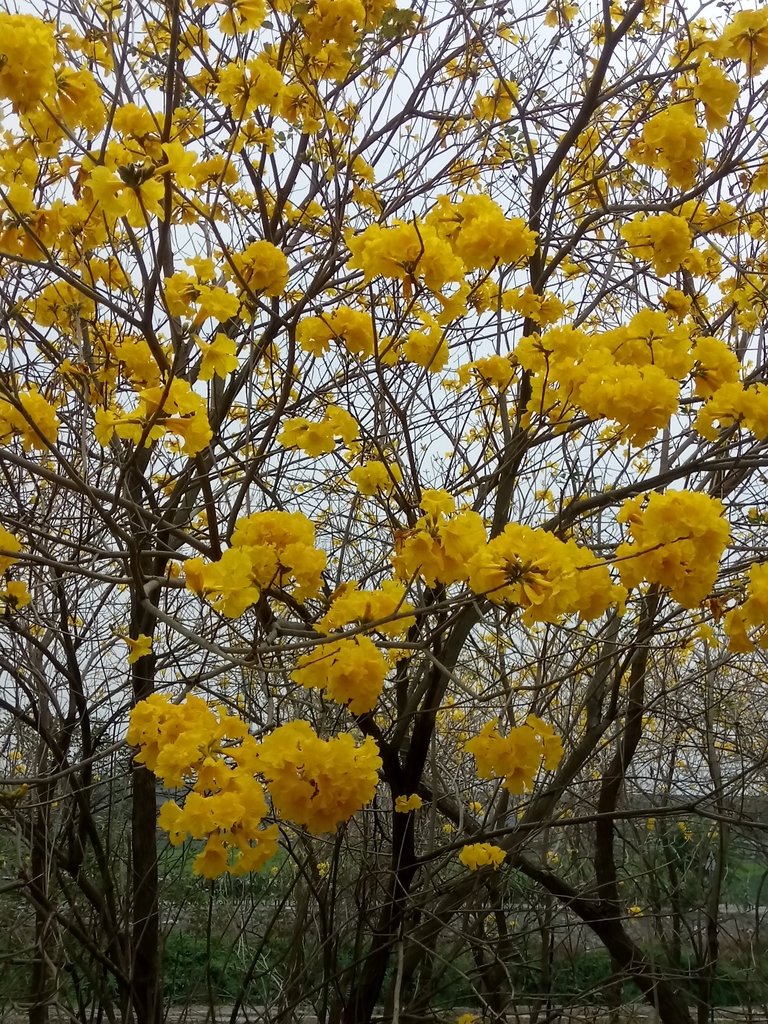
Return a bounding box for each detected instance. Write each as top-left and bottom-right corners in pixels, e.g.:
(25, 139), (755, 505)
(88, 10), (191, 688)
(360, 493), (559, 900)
(129, 602), (161, 1024)
(29, 801), (52, 1024)
(130, 760), (160, 1024)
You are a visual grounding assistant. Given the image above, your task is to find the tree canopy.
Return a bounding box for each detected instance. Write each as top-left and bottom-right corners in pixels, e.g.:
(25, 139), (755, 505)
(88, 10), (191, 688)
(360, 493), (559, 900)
(1, 0), (768, 1022)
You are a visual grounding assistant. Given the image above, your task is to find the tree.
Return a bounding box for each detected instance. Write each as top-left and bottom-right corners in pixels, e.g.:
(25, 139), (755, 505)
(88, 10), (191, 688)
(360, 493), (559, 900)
(1, 1), (768, 1022)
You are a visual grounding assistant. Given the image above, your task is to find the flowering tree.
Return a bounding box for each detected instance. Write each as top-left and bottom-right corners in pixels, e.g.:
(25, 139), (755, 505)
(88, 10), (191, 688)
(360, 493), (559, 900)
(1, 0), (768, 1022)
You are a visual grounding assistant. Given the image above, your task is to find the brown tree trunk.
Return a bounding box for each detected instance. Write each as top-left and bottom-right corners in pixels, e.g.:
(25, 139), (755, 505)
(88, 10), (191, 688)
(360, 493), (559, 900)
(29, 801), (52, 1024)
(130, 758), (161, 1024)
(129, 601), (161, 1024)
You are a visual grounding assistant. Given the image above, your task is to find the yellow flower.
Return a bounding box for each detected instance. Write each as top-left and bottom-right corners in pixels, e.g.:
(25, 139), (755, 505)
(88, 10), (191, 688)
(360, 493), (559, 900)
(627, 102), (705, 188)
(298, 307), (375, 359)
(426, 193), (536, 271)
(692, 336), (740, 399)
(0, 14), (57, 113)
(125, 633), (153, 664)
(229, 239), (289, 298)
(616, 491), (730, 608)
(319, 579), (415, 638)
(693, 58), (739, 131)
(724, 562), (768, 653)
(404, 320), (449, 372)
(0, 527), (22, 574)
(349, 460), (402, 496)
(0, 388), (60, 451)
(292, 636), (388, 714)
(257, 721), (381, 834)
(1, 580), (30, 610)
(695, 382), (768, 443)
(392, 505), (487, 588)
(216, 58), (285, 119)
(713, 7), (768, 74)
(129, 696), (279, 879)
(472, 79), (518, 121)
(459, 843), (506, 871)
(395, 794), (423, 813)
(219, 0), (266, 34)
(465, 719), (561, 796)
(197, 333), (239, 381)
(347, 219), (465, 294)
(279, 405), (358, 456)
(468, 522), (623, 624)
(621, 214), (692, 276)
(503, 287), (565, 326)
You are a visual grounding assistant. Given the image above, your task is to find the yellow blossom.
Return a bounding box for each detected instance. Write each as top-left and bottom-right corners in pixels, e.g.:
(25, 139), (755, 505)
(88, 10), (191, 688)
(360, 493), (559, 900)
(292, 636), (388, 714)
(257, 721), (381, 833)
(395, 794), (423, 813)
(459, 843), (506, 870)
(616, 491), (730, 607)
(125, 633), (153, 664)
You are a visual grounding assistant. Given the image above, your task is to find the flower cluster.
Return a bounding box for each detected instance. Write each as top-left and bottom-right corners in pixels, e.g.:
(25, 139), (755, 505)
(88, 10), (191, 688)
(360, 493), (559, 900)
(287, 0), (397, 84)
(349, 461), (403, 496)
(34, 280), (96, 333)
(621, 214), (692, 276)
(347, 194), (536, 299)
(0, 388), (60, 451)
(516, 310), (695, 444)
(163, 271), (240, 324)
(458, 843), (507, 870)
(452, 354), (517, 395)
(95, 378), (212, 456)
(0, 580), (31, 611)
(0, 14), (58, 113)
(465, 717), (563, 796)
(126, 694), (279, 879)
(319, 579), (415, 637)
(627, 102), (705, 189)
(395, 794), (423, 813)
(0, 527), (22, 575)
(298, 306), (376, 359)
(468, 523), (624, 624)
(713, 7), (768, 75)
(227, 239), (289, 302)
(391, 489), (486, 587)
(692, 336), (741, 399)
(291, 636), (388, 714)
(347, 219), (465, 295)
(695, 382), (768, 442)
(472, 79), (518, 122)
(503, 287), (566, 326)
(0, 527), (29, 611)
(694, 58), (740, 131)
(128, 696), (383, 874)
(616, 491), (730, 607)
(195, 334), (239, 381)
(425, 194), (537, 272)
(216, 57), (285, 119)
(403, 316), (450, 372)
(279, 405), (358, 456)
(256, 720), (381, 833)
(185, 509), (326, 617)
(724, 563), (768, 653)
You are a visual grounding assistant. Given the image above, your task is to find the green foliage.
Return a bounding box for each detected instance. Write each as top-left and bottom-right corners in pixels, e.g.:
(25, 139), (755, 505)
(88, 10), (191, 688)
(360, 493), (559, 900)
(163, 932), (248, 1004)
